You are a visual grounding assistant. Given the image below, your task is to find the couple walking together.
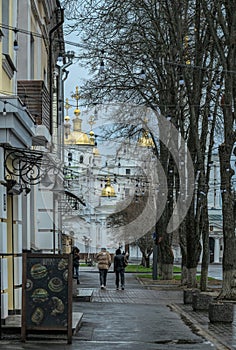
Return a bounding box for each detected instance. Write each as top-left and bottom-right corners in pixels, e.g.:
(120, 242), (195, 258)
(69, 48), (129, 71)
(96, 247), (128, 290)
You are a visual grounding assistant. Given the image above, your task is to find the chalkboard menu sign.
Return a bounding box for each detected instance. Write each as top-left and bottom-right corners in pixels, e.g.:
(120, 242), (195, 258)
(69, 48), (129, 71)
(21, 253), (72, 343)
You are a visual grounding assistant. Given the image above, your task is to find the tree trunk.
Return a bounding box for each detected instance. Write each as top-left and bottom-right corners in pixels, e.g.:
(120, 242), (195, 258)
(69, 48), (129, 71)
(158, 236), (174, 279)
(186, 202), (201, 287)
(145, 256), (150, 268)
(218, 146), (236, 300)
(160, 264), (173, 280)
(200, 199), (210, 291)
(141, 255), (150, 268)
(179, 221), (187, 285)
(187, 267), (198, 288)
(218, 269), (236, 300)
(218, 123), (236, 299)
(181, 265), (188, 286)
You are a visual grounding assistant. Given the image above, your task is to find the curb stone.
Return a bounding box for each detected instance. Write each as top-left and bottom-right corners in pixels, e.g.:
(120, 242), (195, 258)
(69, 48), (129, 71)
(169, 303), (231, 350)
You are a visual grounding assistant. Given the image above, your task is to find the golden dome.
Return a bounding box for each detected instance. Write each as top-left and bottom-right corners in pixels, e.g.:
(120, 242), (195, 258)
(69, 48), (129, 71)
(64, 131), (94, 145)
(64, 87), (95, 146)
(138, 130), (154, 147)
(101, 178), (116, 197)
(64, 114), (95, 146)
(74, 108), (81, 116)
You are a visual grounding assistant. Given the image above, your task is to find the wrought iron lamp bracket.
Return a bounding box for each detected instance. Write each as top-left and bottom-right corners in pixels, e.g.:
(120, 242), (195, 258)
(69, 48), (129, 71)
(4, 147), (44, 185)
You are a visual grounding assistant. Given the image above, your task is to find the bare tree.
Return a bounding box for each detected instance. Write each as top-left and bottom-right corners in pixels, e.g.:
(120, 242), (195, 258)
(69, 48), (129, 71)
(137, 232), (154, 268)
(62, 0), (222, 286)
(107, 193), (154, 268)
(201, 1), (236, 299)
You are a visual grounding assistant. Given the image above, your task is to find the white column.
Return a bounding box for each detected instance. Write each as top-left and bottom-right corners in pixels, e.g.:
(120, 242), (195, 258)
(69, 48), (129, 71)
(22, 194), (31, 250)
(214, 237), (220, 263)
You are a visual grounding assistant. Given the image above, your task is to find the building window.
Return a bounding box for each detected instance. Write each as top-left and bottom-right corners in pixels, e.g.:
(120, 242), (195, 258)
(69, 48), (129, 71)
(80, 155), (84, 164)
(2, 1), (9, 54)
(126, 169), (131, 175)
(1, 2), (17, 79)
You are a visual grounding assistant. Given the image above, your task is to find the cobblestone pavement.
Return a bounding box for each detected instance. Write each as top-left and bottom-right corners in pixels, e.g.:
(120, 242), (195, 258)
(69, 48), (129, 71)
(139, 277), (236, 350)
(71, 269), (231, 350)
(171, 302), (236, 350)
(1, 268), (235, 350)
(83, 268), (234, 349)
(73, 290), (217, 350)
(89, 286), (236, 349)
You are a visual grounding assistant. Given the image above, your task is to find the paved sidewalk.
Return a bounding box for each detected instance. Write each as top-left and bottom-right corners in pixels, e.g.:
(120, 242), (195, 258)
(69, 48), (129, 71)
(1, 267), (235, 349)
(140, 275), (236, 350)
(75, 267), (235, 349)
(171, 302), (236, 350)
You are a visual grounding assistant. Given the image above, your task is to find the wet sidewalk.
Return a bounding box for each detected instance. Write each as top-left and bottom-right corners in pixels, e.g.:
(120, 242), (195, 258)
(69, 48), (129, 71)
(70, 269), (217, 350)
(1, 267), (235, 349)
(74, 267), (236, 349)
(139, 274), (236, 350)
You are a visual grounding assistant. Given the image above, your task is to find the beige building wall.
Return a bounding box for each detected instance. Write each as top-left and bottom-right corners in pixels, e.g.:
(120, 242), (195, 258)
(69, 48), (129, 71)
(0, 2), (2, 90)
(17, 0), (48, 81)
(0, 0), (64, 320)
(0, 0), (15, 95)
(0, 0), (19, 317)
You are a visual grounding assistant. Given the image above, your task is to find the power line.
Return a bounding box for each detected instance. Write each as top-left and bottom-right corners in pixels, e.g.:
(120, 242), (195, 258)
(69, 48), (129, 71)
(0, 23), (91, 49)
(1, 22), (236, 76)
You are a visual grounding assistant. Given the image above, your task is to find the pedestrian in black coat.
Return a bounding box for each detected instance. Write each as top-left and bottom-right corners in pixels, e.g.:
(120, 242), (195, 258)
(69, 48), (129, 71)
(114, 248), (128, 290)
(72, 246), (80, 284)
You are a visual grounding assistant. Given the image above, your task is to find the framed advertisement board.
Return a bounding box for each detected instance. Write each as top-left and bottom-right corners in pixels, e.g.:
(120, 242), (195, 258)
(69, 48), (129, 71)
(21, 253), (73, 343)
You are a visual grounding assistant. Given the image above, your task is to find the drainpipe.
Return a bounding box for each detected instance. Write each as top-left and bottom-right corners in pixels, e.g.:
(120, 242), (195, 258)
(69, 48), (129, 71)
(49, 7), (64, 254)
(56, 56), (74, 253)
(49, 7), (64, 135)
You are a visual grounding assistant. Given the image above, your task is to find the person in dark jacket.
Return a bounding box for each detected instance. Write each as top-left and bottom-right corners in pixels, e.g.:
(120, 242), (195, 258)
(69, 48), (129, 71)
(114, 248), (128, 290)
(72, 246), (80, 284)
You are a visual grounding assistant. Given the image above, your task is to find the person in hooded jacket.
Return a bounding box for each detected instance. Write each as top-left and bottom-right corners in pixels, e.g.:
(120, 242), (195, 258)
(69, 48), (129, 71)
(114, 248), (128, 290)
(96, 247), (111, 289)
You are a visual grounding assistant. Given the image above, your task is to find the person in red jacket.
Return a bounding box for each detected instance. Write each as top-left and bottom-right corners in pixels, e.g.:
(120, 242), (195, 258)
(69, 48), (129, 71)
(96, 247), (111, 289)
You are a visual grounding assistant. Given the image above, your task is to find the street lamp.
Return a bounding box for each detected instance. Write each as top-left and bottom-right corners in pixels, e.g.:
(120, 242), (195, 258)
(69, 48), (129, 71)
(83, 235), (92, 261)
(56, 50), (75, 160)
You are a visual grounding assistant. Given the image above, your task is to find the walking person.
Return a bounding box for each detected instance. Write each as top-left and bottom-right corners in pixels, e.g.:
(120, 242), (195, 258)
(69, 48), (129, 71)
(114, 248), (128, 290)
(96, 247), (111, 289)
(72, 246), (80, 284)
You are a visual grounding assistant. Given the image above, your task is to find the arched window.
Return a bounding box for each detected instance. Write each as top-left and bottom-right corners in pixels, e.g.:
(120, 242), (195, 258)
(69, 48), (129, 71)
(79, 155), (84, 164)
